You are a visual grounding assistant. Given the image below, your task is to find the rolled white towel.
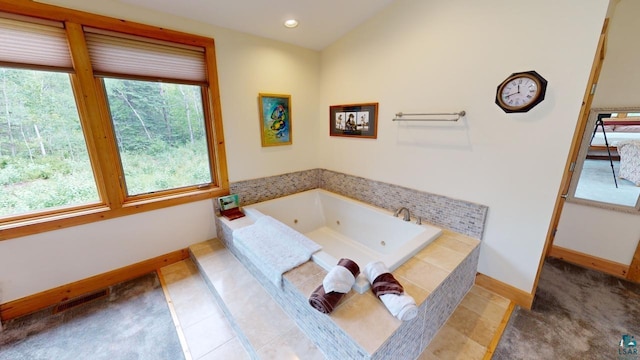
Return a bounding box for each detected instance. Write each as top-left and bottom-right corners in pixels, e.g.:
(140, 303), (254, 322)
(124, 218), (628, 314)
(323, 264), (356, 293)
(364, 261), (419, 321)
(364, 261), (388, 284)
(380, 293), (418, 321)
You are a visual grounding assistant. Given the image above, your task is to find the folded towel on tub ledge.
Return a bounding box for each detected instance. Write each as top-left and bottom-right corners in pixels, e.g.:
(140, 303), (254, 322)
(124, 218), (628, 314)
(309, 258), (360, 314)
(364, 261), (419, 321)
(233, 215), (322, 287)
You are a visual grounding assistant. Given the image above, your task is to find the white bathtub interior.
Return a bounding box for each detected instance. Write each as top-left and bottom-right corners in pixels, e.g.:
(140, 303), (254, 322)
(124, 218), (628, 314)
(243, 189), (442, 293)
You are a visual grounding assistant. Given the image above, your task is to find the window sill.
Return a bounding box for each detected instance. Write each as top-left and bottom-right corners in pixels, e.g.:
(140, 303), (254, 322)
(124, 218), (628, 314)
(0, 187), (227, 241)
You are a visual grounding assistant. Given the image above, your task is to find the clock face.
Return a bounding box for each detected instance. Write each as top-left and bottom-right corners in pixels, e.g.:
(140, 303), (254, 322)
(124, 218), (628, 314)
(501, 76), (538, 108)
(495, 71), (547, 113)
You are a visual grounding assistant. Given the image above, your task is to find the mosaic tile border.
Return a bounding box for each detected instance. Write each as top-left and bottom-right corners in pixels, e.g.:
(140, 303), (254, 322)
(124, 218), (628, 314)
(214, 217), (480, 360)
(319, 170), (488, 239)
(227, 168), (488, 239)
(227, 169), (320, 209)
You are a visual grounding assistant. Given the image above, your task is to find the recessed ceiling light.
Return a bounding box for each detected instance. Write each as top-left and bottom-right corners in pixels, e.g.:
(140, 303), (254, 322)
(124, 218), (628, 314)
(284, 19), (299, 28)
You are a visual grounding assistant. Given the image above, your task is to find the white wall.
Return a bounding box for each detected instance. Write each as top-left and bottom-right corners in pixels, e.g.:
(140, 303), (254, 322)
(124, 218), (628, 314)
(555, 203), (640, 264)
(0, 0), (611, 302)
(318, 0), (609, 292)
(214, 28), (320, 181)
(0, 200), (215, 303)
(593, 0), (640, 107)
(555, 0), (640, 264)
(1, 0), (320, 303)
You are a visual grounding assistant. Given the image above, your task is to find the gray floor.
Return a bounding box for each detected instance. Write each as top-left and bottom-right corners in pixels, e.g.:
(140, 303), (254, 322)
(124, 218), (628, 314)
(0, 273), (184, 360)
(4, 257), (637, 360)
(494, 258), (640, 360)
(574, 159), (640, 207)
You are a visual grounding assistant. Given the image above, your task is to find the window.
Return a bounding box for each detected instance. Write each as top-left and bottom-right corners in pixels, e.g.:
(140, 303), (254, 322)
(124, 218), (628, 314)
(0, 5), (228, 239)
(569, 107), (640, 211)
(0, 68), (100, 217)
(84, 27), (212, 197)
(0, 15), (100, 218)
(103, 78), (211, 196)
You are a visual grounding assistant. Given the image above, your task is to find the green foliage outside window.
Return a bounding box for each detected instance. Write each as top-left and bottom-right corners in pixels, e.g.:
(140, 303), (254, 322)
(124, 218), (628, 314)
(103, 78), (212, 196)
(0, 68), (99, 216)
(0, 68), (213, 217)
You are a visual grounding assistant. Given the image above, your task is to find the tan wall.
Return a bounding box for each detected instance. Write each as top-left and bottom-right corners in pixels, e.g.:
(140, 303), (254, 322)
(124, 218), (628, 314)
(0, 0), (321, 303)
(318, 0), (608, 292)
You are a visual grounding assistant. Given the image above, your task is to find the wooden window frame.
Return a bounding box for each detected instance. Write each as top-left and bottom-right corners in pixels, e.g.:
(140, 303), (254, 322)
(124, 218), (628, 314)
(0, 0), (229, 240)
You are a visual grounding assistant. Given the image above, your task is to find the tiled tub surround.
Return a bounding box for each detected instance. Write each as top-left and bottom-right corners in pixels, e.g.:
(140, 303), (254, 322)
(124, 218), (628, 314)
(318, 170), (488, 240)
(214, 214), (480, 359)
(227, 169), (488, 239)
(229, 169), (321, 208)
(242, 189), (444, 294)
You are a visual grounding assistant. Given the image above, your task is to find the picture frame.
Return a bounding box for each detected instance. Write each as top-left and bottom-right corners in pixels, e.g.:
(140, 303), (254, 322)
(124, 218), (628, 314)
(217, 194), (245, 220)
(217, 194), (239, 211)
(329, 102), (378, 139)
(258, 93), (292, 146)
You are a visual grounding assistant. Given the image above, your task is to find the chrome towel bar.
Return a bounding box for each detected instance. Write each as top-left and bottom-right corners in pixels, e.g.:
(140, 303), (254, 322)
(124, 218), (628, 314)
(392, 110), (466, 122)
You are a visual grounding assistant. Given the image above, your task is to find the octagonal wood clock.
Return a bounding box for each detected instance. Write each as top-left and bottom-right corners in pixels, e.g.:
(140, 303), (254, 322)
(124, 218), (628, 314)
(495, 70), (547, 113)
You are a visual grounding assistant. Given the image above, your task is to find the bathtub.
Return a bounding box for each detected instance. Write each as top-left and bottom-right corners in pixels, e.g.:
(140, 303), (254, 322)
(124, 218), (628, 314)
(243, 189), (442, 293)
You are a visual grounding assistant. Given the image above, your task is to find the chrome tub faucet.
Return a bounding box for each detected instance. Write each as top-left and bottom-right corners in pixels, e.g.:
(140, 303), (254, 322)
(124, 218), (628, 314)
(394, 207), (411, 221)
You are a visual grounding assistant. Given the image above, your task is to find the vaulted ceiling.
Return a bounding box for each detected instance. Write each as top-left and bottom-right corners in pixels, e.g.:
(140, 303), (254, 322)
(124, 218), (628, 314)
(117, 0), (396, 50)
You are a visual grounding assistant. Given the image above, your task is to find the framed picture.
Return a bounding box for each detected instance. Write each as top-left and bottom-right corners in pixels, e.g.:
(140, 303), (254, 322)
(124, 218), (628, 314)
(258, 93), (292, 146)
(217, 194), (245, 220)
(330, 102), (378, 139)
(217, 194), (239, 211)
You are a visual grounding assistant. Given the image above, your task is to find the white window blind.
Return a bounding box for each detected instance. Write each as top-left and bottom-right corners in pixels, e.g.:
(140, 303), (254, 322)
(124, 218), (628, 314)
(0, 14), (72, 70)
(84, 27), (206, 82)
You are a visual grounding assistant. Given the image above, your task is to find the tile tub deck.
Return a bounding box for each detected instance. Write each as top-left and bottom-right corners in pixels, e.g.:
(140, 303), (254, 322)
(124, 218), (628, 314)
(204, 214), (481, 359)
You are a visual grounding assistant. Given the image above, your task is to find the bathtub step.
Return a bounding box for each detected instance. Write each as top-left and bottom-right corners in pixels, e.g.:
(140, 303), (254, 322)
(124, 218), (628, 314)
(189, 239), (326, 360)
(159, 258), (252, 359)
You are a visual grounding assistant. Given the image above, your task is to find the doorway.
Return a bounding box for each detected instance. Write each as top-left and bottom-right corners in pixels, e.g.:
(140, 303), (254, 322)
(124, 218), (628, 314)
(537, 0), (640, 295)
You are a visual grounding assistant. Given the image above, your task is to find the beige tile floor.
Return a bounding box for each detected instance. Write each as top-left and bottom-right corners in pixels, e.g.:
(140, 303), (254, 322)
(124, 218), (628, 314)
(188, 239), (326, 359)
(159, 253), (512, 360)
(160, 259), (249, 360)
(419, 285), (514, 360)
(160, 254), (325, 359)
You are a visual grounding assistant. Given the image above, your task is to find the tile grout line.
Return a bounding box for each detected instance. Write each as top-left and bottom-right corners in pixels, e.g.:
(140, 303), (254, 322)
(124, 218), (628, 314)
(157, 269), (194, 360)
(198, 337), (237, 360)
(189, 251), (260, 359)
(482, 301), (516, 360)
(427, 323), (487, 359)
(460, 291), (510, 318)
(421, 286), (512, 360)
(252, 322), (299, 357)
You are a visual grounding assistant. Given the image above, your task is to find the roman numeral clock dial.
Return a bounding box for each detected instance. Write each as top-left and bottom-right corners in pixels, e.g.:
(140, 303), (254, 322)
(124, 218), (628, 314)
(495, 71), (547, 113)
